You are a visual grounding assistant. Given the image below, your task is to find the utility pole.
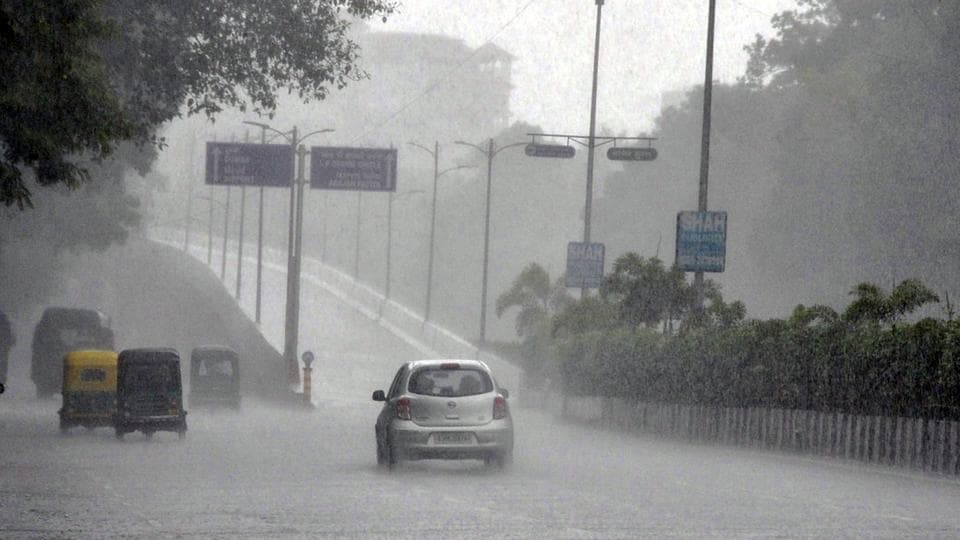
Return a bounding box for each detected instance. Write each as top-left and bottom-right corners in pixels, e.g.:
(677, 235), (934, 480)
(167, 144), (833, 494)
(695, 0), (717, 315)
(206, 187), (214, 266)
(236, 132), (249, 300)
(241, 121), (333, 385)
(455, 138), (526, 346)
(583, 0), (604, 250)
(354, 191), (362, 280)
(220, 186), (230, 281)
(184, 139), (195, 253)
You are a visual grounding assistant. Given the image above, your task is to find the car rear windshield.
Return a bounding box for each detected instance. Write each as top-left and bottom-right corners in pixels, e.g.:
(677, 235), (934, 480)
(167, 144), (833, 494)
(407, 367), (493, 397)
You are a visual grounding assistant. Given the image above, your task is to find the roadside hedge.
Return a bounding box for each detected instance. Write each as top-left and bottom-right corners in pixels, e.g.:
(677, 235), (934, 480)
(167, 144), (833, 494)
(557, 318), (960, 420)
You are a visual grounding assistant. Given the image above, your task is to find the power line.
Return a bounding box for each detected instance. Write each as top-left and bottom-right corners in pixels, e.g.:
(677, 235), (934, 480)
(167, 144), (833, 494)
(349, 0), (538, 144)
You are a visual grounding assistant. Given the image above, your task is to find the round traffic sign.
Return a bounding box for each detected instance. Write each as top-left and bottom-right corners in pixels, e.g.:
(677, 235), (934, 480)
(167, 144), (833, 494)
(301, 350), (315, 367)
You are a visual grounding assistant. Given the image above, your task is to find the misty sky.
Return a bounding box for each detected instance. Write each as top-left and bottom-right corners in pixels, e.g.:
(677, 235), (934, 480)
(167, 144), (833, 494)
(368, 0), (797, 133)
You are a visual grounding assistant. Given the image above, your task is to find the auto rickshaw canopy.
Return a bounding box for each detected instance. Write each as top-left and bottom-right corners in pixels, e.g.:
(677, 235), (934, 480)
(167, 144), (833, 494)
(63, 350), (118, 392)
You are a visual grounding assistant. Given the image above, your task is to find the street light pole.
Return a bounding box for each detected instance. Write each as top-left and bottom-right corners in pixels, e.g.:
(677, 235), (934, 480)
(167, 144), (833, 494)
(242, 122), (333, 385)
(354, 191), (362, 280)
(582, 0), (604, 298)
(695, 0), (717, 316)
(207, 185), (214, 266)
(221, 186), (230, 281)
(454, 139), (526, 346)
(408, 141), (474, 323)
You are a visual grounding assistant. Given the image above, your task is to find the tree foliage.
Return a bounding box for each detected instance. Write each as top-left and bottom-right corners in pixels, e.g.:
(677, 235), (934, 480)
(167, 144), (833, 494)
(0, 0), (396, 208)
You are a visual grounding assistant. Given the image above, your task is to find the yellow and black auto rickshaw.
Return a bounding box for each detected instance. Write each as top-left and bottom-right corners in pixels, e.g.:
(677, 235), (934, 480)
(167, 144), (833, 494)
(59, 350), (118, 432)
(115, 348), (187, 440)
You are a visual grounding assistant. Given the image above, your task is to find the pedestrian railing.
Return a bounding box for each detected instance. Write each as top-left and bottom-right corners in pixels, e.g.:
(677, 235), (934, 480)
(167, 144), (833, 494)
(550, 394), (960, 476)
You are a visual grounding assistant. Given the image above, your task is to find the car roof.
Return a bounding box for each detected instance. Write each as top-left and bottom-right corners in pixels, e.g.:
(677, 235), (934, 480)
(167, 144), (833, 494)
(405, 359), (491, 372)
(118, 347), (180, 362)
(64, 350), (118, 366)
(191, 346), (237, 355)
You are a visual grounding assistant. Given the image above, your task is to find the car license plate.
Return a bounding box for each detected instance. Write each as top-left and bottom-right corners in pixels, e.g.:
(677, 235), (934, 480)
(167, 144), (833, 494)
(434, 432), (473, 445)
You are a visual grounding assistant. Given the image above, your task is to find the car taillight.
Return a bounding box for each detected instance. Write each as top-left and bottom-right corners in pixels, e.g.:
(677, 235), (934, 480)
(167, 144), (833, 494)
(493, 395), (508, 419)
(396, 397), (412, 420)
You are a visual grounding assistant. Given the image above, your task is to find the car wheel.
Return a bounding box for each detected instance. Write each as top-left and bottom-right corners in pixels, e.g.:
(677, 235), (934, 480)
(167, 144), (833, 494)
(114, 428), (124, 440)
(492, 450), (513, 470)
(386, 436), (399, 469)
(375, 429), (388, 467)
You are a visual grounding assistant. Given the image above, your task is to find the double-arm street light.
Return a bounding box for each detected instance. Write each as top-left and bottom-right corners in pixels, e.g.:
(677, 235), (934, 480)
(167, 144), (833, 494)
(408, 141), (474, 324)
(242, 120), (334, 383)
(454, 138), (526, 346)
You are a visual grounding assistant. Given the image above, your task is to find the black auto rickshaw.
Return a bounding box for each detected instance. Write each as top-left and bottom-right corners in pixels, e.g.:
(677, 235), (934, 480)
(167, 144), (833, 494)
(115, 348), (187, 440)
(31, 307), (113, 398)
(59, 350), (118, 432)
(189, 346), (241, 410)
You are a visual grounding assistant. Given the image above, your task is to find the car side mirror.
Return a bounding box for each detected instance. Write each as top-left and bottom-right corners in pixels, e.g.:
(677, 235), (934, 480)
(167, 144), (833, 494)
(499, 388), (509, 399)
(372, 390), (386, 402)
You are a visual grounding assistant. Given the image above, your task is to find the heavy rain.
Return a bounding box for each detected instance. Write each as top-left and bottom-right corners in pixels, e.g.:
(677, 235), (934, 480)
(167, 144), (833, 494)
(2, 1), (960, 537)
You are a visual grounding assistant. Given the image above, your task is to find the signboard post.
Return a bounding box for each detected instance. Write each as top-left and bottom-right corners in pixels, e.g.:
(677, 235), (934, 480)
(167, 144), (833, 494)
(309, 147), (397, 191)
(204, 142), (294, 187)
(565, 241), (605, 288)
(675, 211), (727, 273)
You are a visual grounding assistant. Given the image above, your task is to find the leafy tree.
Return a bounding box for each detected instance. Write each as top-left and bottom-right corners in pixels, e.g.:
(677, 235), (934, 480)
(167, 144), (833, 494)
(1, 0), (396, 209)
(601, 253), (694, 332)
(495, 262), (570, 338)
(843, 279), (939, 325)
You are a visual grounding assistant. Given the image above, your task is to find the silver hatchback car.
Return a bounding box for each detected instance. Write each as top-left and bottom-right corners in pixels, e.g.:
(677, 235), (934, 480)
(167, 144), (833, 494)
(373, 359), (513, 468)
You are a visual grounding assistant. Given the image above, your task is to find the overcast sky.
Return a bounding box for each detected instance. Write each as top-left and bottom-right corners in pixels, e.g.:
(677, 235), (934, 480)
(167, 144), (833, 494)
(367, 0), (797, 134)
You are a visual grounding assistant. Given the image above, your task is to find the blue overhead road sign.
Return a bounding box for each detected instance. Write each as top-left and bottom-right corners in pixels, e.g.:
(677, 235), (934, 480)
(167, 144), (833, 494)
(205, 142), (294, 187)
(310, 147), (397, 191)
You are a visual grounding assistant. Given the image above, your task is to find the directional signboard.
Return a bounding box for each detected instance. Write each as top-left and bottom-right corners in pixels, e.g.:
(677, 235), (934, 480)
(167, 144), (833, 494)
(675, 211), (727, 273)
(309, 147), (397, 191)
(205, 142), (294, 187)
(607, 146), (658, 161)
(565, 241), (605, 288)
(525, 143), (576, 159)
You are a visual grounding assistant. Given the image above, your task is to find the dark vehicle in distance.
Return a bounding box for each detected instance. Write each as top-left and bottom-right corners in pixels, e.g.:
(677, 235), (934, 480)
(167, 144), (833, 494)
(31, 307), (113, 398)
(373, 359), (513, 469)
(115, 348), (187, 440)
(189, 346), (241, 410)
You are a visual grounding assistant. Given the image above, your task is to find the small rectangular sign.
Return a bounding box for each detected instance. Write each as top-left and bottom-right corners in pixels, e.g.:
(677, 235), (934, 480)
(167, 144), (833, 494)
(204, 142), (294, 187)
(675, 211), (727, 273)
(565, 241), (605, 288)
(309, 147), (397, 191)
(525, 143), (576, 159)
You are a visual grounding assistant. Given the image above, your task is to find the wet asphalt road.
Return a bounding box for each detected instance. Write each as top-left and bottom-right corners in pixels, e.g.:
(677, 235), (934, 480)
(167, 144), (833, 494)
(2, 236), (960, 538)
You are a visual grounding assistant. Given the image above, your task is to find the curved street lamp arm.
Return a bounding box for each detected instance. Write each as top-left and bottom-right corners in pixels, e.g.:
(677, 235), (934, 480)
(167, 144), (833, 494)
(453, 140), (485, 156)
(242, 121), (292, 143)
(491, 141), (528, 158)
(407, 141), (435, 157)
(437, 164), (475, 178)
(299, 128), (335, 145)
